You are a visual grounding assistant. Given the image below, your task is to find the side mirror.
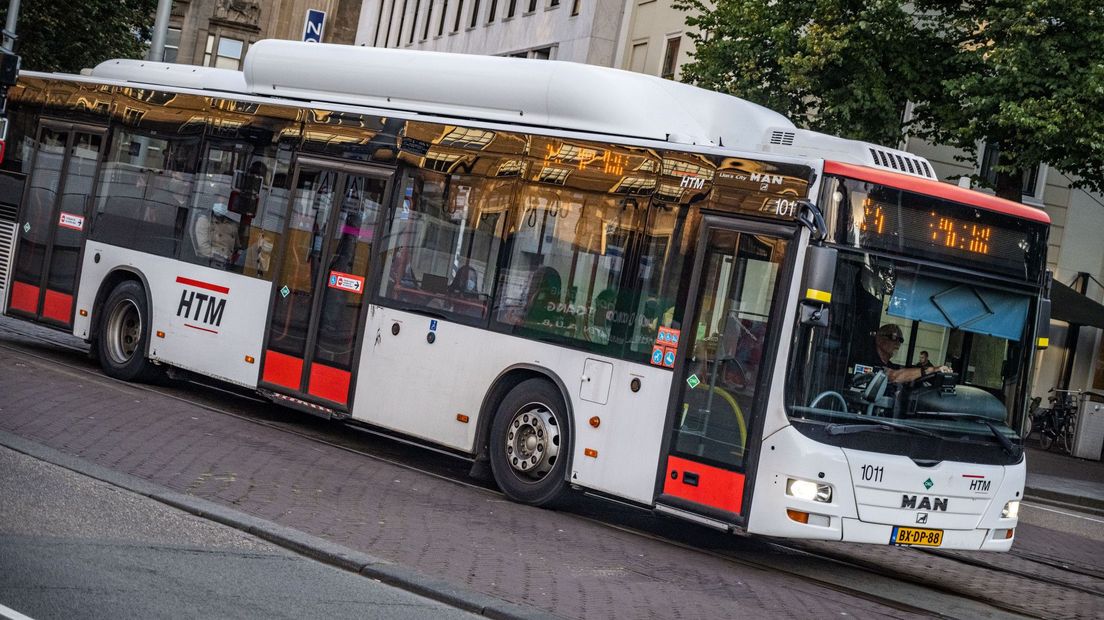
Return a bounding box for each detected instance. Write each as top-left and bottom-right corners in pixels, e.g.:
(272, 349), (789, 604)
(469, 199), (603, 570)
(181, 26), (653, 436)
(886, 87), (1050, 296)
(799, 244), (837, 327)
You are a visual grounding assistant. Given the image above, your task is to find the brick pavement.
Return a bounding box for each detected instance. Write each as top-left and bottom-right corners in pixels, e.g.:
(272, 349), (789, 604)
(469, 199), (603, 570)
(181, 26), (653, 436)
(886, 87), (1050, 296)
(0, 342), (934, 619)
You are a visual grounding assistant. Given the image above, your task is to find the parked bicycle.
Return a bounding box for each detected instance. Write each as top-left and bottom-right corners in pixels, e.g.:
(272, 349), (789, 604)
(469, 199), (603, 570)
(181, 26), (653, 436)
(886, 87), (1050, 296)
(1029, 388), (1080, 453)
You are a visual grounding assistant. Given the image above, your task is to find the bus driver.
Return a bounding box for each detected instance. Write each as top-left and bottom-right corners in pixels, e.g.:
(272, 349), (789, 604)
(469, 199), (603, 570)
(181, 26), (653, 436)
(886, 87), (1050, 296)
(861, 324), (951, 384)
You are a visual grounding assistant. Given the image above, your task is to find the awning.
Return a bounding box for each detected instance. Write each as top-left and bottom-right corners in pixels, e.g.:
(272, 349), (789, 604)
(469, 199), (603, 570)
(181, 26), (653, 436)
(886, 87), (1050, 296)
(1051, 281), (1104, 329)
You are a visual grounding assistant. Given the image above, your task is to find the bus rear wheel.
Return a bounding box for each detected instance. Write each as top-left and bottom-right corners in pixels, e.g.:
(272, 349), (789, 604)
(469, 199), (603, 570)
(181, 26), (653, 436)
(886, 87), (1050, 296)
(97, 280), (156, 382)
(489, 378), (570, 506)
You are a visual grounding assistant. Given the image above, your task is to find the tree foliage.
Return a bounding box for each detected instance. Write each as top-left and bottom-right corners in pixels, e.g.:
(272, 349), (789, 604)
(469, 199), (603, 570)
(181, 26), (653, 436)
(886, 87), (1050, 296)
(677, 0), (1104, 199)
(0, 0), (157, 74)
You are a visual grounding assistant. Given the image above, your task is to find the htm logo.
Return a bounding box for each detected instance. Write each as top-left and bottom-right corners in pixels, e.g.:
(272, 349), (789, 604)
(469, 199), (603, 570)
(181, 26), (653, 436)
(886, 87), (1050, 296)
(175, 276), (229, 333)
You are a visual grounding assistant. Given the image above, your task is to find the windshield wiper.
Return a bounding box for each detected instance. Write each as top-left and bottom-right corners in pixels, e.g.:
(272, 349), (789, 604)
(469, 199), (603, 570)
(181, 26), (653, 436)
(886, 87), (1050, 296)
(825, 419), (941, 439)
(913, 412), (1020, 456)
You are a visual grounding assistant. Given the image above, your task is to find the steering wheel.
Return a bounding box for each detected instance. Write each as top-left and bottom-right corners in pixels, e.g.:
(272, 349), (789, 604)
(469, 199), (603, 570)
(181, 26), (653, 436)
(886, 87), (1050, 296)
(809, 390), (848, 411)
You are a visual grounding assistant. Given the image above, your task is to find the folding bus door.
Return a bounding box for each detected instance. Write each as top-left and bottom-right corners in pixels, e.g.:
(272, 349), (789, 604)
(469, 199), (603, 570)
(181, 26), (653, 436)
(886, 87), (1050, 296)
(656, 216), (792, 524)
(8, 123), (104, 328)
(259, 159), (392, 410)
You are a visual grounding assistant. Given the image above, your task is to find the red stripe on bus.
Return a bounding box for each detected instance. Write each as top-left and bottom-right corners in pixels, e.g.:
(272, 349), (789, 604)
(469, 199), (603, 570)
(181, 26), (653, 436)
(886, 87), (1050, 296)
(42, 290), (73, 324)
(663, 455), (745, 514)
(308, 363), (350, 405)
(824, 160), (1051, 224)
(184, 323), (219, 334)
(262, 350), (303, 390)
(9, 281), (39, 314)
(175, 276), (230, 294)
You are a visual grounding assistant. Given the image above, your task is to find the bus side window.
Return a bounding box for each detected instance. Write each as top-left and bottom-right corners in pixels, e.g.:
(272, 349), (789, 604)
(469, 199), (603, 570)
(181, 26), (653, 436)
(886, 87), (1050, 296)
(377, 167), (506, 321)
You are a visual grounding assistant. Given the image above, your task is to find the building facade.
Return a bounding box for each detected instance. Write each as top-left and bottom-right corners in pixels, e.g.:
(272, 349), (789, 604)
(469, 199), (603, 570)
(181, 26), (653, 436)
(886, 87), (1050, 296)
(353, 0), (624, 63)
(161, 0), (362, 69)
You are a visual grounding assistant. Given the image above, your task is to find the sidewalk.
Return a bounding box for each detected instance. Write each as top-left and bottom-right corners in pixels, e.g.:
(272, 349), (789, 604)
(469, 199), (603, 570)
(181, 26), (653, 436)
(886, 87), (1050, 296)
(1023, 445), (1104, 514)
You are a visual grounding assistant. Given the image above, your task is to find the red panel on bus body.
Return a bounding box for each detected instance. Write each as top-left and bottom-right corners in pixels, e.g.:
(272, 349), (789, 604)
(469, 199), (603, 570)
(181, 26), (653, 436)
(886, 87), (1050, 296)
(307, 363), (350, 405)
(42, 289), (73, 324)
(663, 455), (745, 514)
(824, 160), (1051, 224)
(262, 350), (303, 390)
(9, 281), (39, 314)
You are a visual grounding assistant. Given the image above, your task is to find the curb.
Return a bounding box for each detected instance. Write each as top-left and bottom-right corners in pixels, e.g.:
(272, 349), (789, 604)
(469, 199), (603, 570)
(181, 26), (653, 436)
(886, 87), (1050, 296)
(0, 430), (556, 620)
(1023, 485), (1104, 516)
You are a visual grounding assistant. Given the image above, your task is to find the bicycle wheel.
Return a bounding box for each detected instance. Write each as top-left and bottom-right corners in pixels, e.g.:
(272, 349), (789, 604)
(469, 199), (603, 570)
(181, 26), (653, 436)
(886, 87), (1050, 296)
(1059, 415), (1077, 454)
(1039, 426), (1055, 451)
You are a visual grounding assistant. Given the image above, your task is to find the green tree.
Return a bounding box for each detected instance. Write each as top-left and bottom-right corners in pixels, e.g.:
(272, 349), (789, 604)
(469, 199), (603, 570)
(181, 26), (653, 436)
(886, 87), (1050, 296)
(0, 0), (158, 74)
(677, 0), (1104, 201)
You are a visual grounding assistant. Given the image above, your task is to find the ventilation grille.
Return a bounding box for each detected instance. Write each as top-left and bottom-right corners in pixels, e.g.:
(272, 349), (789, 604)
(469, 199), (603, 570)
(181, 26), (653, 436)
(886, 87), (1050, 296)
(0, 218), (15, 312)
(769, 130), (796, 146)
(868, 147), (935, 179)
(0, 202), (16, 222)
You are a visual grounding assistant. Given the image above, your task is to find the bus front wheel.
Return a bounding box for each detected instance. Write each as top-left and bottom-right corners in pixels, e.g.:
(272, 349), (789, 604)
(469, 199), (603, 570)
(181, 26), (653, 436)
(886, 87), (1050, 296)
(489, 378), (571, 506)
(97, 281), (156, 382)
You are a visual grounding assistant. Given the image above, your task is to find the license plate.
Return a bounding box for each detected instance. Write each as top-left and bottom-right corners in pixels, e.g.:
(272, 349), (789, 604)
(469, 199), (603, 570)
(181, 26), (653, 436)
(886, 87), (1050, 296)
(891, 526), (943, 547)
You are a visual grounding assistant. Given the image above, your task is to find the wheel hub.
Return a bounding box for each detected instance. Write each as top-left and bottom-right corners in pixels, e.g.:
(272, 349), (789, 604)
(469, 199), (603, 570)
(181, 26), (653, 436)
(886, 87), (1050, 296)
(105, 300), (141, 365)
(504, 403), (560, 480)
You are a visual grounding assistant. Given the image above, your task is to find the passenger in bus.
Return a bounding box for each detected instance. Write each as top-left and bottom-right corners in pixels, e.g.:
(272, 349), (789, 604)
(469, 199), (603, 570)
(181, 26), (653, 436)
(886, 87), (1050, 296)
(514, 266), (569, 335)
(448, 265), (480, 297)
(858, 324), (951, 383)
(916, 350), (935, 373)
(192, 202), (240, 268)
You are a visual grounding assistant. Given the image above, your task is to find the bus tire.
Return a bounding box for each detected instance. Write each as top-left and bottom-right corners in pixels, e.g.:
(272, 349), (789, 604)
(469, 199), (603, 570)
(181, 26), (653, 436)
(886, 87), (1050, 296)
(96, 280), (157, 382)
(489, 378), (571, 507)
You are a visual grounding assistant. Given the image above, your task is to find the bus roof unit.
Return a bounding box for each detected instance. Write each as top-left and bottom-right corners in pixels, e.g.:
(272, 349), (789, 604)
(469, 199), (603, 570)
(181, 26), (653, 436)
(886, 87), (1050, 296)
(90, 40), (935, 181)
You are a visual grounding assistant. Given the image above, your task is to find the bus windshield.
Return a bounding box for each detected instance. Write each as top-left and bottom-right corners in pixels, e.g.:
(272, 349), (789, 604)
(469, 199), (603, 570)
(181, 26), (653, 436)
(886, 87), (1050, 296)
(785, 251), (1032, 465)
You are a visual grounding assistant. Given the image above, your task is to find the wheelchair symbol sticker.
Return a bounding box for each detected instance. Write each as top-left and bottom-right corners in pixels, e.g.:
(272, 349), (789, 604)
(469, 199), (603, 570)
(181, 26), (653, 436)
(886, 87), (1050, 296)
(663, 350), (676, 367)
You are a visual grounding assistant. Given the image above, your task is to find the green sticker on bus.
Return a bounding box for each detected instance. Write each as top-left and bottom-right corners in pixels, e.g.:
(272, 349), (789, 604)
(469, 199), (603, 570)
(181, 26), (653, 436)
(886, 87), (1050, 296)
(687, 374), (700, 389)
(280, 285), (290, 298)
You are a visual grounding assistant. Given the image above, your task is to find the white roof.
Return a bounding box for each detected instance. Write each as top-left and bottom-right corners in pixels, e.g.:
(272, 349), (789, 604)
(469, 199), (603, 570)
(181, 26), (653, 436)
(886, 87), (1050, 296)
(89, 40), (934, 179)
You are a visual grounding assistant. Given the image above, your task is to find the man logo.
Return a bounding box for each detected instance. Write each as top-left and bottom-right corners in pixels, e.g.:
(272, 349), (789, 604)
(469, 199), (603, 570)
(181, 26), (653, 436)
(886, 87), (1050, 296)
(901, 495), (949, 511)
(916, 513), (929, 524)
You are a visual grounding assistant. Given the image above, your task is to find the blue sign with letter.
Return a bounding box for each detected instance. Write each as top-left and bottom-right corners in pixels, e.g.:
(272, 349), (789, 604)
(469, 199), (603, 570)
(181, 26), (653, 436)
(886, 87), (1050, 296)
(430, 320), (438, 332)
(303, 9), (326, 43)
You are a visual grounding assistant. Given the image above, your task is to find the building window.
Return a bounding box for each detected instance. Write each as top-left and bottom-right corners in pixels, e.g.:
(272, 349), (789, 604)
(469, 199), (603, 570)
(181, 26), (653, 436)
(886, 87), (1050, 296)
(661, 36), (681, 80)
(470, 0), (481, 27)
(508, 46), (554, 60)
(204, 34), (246, 70)
(162, 27), (181, 63)
(980, 142), (1042, 198)
(549, 0), (560, 7)
(527, 0), (537, 12)
(396, 0), (409, 46)
(488, 0), (497, 22)
(629, 41), (648, 73)
(453, 0), (465, 32)
(570, 0), (580, 15)
(439, 0), (449, 35)
(507, 0), (517, 18)
(424, 0), (435, 39)
(410, 0), (420, 43)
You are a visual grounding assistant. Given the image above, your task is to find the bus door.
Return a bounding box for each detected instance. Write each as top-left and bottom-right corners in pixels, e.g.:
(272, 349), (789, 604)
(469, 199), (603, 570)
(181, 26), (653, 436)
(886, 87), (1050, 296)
(7, 122), (104, 328)
(656, 217), (792, 524)
(259, 159), (391, 410)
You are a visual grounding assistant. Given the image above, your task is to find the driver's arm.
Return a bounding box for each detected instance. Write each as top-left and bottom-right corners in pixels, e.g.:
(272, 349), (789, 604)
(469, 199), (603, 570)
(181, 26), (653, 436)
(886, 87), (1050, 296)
(886, 365), (952, 384)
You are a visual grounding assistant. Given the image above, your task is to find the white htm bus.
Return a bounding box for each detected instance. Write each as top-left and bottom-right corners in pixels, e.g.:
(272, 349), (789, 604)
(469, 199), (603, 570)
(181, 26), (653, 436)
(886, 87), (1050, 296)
(0, 40), (1052, 550)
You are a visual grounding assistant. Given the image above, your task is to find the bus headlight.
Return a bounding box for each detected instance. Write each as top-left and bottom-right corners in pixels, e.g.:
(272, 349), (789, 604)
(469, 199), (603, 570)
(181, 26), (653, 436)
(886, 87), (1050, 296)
(786, 478), (832, 503)
(1001, 500), (1020, 519)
